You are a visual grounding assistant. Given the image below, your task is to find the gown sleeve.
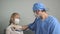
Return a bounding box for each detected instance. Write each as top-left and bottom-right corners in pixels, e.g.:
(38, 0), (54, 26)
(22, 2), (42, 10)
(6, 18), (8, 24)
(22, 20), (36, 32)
(49, 17), (60, 34)
(28, 18), (37, 31)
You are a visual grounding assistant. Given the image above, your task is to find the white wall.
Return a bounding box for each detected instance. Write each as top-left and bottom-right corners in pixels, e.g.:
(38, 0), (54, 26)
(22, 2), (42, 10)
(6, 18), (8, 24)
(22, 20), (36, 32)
(0, 0), (60, 34)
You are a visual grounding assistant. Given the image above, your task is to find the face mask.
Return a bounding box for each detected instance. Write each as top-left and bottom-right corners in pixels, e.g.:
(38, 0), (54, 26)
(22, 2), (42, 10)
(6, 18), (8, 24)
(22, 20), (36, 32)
(14, 18), (20, 25)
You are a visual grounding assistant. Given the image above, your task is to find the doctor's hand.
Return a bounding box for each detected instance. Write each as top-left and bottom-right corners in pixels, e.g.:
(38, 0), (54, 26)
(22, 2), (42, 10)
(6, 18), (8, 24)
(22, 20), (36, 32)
(12, 25), (22, 31)
(22, 25), (28, 30)
(12, 25), (28, 31)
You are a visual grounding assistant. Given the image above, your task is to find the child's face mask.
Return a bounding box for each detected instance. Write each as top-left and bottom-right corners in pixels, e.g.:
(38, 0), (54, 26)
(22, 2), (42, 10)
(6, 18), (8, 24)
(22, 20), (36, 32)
(14, 18), (20, 25)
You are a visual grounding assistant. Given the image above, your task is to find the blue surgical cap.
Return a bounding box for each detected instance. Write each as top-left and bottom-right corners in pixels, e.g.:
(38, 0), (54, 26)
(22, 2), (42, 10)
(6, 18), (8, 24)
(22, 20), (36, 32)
(33, 3), (48, 12)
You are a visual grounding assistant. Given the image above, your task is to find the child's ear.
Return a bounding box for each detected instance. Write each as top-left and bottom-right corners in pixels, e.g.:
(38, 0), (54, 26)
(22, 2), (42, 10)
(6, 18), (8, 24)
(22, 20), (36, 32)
(10, 18), (14, 23)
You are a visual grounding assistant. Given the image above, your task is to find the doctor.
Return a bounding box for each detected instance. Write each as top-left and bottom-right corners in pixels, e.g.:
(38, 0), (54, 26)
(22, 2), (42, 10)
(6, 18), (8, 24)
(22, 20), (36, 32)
(6, 12), (23, 34)
(22, 3), (60, 34)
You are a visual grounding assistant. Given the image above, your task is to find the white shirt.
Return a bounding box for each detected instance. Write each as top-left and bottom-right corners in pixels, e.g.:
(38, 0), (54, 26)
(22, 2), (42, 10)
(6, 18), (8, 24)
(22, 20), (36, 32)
(6, 24), (23, 34)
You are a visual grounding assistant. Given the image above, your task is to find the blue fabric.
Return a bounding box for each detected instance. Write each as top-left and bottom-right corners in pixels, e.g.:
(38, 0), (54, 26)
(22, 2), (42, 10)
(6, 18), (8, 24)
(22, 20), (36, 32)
(28, 15), (60, 34)
(33, 3), (48, 11)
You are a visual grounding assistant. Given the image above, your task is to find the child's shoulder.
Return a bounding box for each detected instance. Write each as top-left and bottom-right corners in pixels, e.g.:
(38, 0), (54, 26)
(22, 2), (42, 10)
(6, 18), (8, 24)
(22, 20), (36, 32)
(6, 25), (12, 30)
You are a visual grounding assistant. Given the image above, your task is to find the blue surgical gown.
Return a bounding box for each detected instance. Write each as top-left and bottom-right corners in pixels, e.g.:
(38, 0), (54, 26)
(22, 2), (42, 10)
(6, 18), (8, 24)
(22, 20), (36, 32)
(28, 15), (60, 34)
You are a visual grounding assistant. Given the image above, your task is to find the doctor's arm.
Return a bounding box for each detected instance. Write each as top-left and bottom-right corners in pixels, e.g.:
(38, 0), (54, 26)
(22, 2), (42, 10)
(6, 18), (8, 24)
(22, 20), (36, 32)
(13, 22), (36, 31)
(49, 18), (60, 34)
(14, 18), (37, 31)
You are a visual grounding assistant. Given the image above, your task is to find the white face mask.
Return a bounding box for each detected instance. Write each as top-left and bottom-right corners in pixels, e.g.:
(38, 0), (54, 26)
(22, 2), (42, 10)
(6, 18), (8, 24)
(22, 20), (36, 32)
(14, 18), (20, 25)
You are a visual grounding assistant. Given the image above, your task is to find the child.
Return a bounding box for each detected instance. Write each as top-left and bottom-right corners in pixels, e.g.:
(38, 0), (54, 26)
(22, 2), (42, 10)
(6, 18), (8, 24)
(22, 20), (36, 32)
(6, 12), (23, 34)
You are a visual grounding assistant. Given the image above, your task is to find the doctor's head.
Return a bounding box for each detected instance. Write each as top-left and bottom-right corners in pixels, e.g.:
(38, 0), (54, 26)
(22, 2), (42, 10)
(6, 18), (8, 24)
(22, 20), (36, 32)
(9, 12), (20, 25)
(33, 3), (48, 18)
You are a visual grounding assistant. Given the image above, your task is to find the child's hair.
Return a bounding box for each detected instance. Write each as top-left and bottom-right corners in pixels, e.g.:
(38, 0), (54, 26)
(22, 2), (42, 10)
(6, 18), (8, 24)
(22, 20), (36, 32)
(9, 12), (19, 25)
